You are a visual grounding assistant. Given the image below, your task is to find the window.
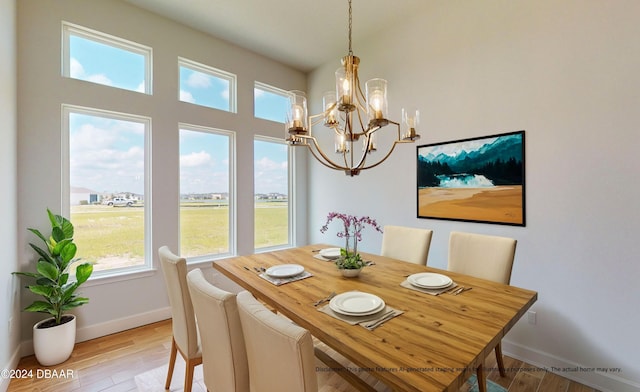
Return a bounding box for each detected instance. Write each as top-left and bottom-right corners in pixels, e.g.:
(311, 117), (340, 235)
(179, 125), (235, 260)
(63, 106), (150, 275)
(254, 82), (290, 123)
(62, 22), (151, 94)
(179, 58), (236, 112)
(254, 137), (292, 250)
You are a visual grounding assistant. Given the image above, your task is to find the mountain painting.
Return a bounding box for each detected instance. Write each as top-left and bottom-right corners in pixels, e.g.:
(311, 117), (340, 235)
(416, 130), (525, 226)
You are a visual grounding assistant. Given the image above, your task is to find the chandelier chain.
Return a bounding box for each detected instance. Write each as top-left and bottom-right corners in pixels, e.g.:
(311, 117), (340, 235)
(348, 0), (353, 55)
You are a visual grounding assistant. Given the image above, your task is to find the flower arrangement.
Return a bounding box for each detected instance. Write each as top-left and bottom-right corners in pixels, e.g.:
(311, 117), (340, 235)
(320, 212), (383, 270)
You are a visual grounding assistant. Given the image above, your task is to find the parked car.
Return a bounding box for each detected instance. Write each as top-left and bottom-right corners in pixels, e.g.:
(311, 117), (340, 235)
(102, 197), (135, 207)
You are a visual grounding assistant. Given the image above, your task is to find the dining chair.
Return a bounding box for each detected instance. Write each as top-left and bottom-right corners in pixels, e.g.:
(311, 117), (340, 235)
(158, 246), (202, 392)
(186, 268), (249, 392)
(380, 225), (433, 265)
(237, 291), (373, 392)
(447, 231), (517, 383)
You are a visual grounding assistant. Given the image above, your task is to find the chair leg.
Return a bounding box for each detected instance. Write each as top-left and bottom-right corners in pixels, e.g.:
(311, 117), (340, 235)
(494, 342), (506, 377)
(476, 364), (487, 392)
(165, 338), (178, 389)
(184, 357), (201, 392)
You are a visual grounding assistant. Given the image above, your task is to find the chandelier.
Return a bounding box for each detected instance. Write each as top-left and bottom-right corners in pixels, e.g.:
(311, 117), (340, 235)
(285, 0), (420, 176)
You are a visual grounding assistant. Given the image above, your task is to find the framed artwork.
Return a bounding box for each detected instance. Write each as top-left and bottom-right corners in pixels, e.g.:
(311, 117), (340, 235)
(416, 130), (525, 226)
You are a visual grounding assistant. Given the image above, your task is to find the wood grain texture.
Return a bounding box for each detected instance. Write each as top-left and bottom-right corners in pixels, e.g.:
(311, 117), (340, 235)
(213, 244), (538, 392)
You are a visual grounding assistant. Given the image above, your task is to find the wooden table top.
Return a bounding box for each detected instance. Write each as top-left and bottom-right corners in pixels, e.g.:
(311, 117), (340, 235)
(213, 244), (537, 392)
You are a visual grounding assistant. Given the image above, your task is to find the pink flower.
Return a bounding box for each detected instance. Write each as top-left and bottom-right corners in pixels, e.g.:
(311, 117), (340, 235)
(320, 212), (383, 255)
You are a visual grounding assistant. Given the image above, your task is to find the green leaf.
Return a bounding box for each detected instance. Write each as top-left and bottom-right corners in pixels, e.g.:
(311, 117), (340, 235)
(35, 277), (54, 286)
(61, 297), (89, 310)
(47, 208), (63, 229)
(28, 285), (54, 297)
(75, 263), (93, 284)
(12, 271), (41, 279)
(36, 260), (59, 281)
(51, 226), (65, 243)
(60, 217), (74, 239)
(60, 282), (78, 302)
(60, 242), (77, 264)
(24, 301), (53, 313)
(51, 238), (71, 257)
(29, 243), (54, 264)
(59, 273), (69, 286)
(27, 228), (47, 244)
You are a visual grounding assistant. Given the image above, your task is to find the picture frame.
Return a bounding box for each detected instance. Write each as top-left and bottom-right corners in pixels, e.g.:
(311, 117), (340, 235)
(416, 130), (525, 226)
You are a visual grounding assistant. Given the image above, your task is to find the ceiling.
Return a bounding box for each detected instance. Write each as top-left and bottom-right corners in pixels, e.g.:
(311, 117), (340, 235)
(124, 0), (430, 72)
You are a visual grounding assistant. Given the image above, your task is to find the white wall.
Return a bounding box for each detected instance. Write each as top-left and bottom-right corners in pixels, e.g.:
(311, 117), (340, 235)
(0, 0), (18, 390)
(16, 0), (306, 354)
(308, 1), (640, 391)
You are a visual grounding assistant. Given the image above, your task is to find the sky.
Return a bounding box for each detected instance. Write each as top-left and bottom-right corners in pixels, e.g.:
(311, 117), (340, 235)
(68, 33), (289, 196)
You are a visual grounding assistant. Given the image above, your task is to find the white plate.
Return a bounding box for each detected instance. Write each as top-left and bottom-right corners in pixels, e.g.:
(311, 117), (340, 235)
(407, 273), (453, 289)
(319, 248), (341, 259)
(329, 292), (385, 316)
(265, 264), (305, 278)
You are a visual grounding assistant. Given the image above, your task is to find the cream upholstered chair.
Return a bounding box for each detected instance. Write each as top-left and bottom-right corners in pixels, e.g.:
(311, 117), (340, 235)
(186, 269), (250, 392)
(447, 231), (517, 383)
(158, 246), (202, 392)
(236, 291), (318, 392)
(238, 291), (365, 392)
(380, 225), (433, 265)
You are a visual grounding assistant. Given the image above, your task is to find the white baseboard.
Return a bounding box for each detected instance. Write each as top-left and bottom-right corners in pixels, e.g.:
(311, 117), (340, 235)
(0, 347), (21, 392)
(19, 307), (172, 358)
(502, 340), (640, 392)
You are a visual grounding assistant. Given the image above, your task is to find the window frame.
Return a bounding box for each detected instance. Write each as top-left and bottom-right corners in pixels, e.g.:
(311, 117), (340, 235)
(253, 135), (295, 253)
(178, 57), (237, 113)
(62, 21), (153, 94)
(61, 104), (153, 278)
(178, 123), (237, 263)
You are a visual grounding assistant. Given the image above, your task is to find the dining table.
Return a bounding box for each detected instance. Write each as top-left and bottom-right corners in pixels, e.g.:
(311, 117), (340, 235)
(213, 244), (537, 392)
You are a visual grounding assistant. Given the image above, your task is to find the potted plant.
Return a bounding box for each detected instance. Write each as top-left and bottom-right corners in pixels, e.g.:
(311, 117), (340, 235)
(13, 208), (93, 366)
(320, 212), (382, 277)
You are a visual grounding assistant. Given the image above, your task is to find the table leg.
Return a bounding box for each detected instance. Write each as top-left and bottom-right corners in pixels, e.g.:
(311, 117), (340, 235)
(476, 364), (487, 392)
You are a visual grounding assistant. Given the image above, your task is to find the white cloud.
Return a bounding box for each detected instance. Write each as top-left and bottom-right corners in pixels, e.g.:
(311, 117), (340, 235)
(254, 157), (288, 194)
(255, 156), (279, 171)
(69, 57), (113, 86)
(180, 90), (196, 103)
(186, 72), (211, 88)
(69, 58), (84, 78)
(87, 73), (114, 86)
(180, 151), (211, 167)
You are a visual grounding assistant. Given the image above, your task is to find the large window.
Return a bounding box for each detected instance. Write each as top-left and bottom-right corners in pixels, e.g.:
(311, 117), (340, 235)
(179, 58), (236, 112)
(62, 22), (151, 94)
(179, 125), (235, 260)
(254, 137), (292, 250)
(63, 106), (150, 275)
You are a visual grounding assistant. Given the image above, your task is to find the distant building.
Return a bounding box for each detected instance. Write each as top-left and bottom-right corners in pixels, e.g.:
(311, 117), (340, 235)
(70, 186), (98, 205)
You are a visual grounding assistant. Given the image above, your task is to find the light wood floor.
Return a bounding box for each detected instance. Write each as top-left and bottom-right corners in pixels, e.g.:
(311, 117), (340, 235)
(8, 319), (599, 392)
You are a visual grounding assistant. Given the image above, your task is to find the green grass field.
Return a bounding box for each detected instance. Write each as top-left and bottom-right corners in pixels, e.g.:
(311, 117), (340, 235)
(70, 202), (288, 271)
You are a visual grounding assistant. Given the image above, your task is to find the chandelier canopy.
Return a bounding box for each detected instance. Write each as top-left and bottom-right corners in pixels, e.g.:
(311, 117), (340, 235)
(286, 0), (420, 176)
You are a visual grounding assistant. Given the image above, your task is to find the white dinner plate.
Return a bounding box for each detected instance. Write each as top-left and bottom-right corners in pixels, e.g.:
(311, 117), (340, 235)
(265, 264), (305, 278)
(329, 292), (385, 316)
(407, 273), (453, 289)
(319, 248), (341, 259)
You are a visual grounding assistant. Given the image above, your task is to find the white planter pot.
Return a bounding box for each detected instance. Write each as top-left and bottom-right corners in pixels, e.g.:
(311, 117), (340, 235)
(340, 268), (362, 278)
(33, 314), (76, 366)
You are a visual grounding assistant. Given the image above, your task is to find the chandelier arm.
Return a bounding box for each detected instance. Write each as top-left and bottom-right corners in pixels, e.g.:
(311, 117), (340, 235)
(359, 140), (402, 171)
(300, 135), (350, 171)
